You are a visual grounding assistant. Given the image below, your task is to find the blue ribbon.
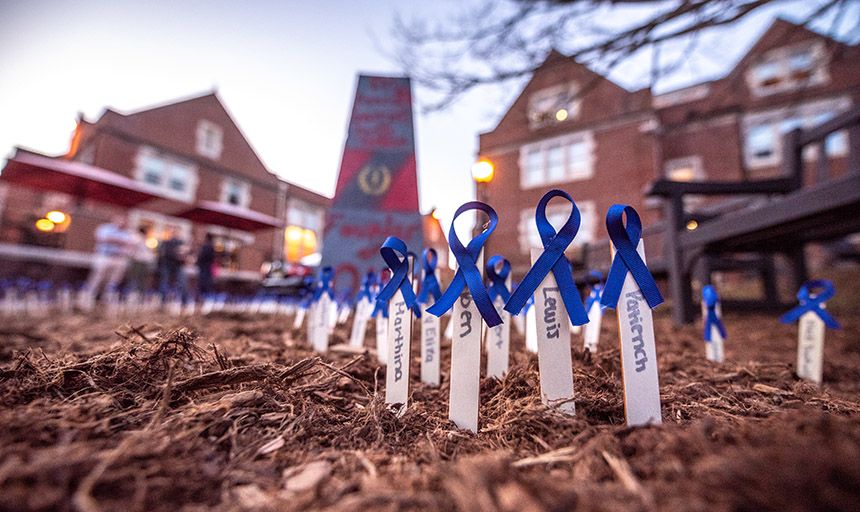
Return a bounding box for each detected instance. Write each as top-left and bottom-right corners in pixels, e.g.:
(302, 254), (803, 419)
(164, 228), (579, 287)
(416, 248), (443, 304)
(426, 201), (502, 327)
(371, 272), (389, 318)
(357, 270), (376, 303)
(486, 255), (511, 304)
(300, 276), (315, 309)
(376, 236), (420, 317)
(702, 285), (727, 341)
(584, 271), (605, 315)
(780, 280), (840, 329)
(312, 267), (335, 302)
(600, 204), (664, 309)
(504, 190), (588, 325)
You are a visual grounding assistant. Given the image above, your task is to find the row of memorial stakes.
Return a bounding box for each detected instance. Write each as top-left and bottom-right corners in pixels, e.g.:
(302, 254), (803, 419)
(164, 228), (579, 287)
(299, 189), (840, 431)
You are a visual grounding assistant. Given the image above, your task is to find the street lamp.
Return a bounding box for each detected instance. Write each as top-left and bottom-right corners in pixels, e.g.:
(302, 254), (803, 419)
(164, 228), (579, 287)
(471, 159), (493, 203)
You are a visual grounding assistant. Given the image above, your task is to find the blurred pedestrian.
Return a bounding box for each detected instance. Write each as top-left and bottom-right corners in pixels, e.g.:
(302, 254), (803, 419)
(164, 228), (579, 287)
(158, 229), (188, 301)
(85, 215), (134, 300)
(196, 232), (216, 296)
(127, 226), (155, 291)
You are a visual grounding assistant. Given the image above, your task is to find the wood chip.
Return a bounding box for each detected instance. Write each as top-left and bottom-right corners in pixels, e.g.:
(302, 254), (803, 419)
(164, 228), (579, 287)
(257, 436), (285, 455)
(283, 460), (332, 493)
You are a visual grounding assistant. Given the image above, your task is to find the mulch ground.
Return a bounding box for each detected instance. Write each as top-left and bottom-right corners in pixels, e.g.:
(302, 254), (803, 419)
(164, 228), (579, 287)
(1, 268), (860, 512)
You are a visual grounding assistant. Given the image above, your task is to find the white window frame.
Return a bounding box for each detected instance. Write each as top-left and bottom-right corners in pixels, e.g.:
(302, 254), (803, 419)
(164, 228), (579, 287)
(528, 83), (580, 129)
(742, 96), (851, 168)
(747, 40), (829, 97)
(518, 199), (595, 253)
(519, 131), (595, 189)
(196, 120), (223, 160)
(220, 177), (251, 208)
(134, 147), (199, 202)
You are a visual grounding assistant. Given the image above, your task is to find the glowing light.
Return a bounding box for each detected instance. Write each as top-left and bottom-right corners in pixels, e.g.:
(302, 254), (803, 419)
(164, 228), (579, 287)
(36, 219), (55, 231)
(471, 160), (494, 183)
(285, 225), (303, 243)
(46, 211), (67, 223)
(555, 108), (568, 121)
(145, 237), (159, 249)
(431, 208), (442, 220)
(686, 220), (699, 230)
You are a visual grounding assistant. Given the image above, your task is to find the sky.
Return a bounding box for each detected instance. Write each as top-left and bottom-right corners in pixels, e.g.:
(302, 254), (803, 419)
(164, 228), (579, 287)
(0, 0), (852, 233)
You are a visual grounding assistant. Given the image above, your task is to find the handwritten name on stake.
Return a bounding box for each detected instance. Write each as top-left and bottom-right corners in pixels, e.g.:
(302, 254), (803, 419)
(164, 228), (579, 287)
(600, 204), (664, 427)
(427, 201), (501, 432)
(418, 249), (443, 386)
(780, 280), (840, 384)
(505, 190), (588, 415)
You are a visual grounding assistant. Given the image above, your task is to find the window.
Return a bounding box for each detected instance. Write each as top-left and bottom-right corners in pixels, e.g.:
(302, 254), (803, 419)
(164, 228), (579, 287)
(135, 148), (198, 201)
(196, 120), (223, 160)
(528, 83), (580, 128)
(743, 97), (851, 168)
(220, 178), (250, 208)
(128, 210), (192, 254)
(519, 200), (595, 253)
(519, 131), (594, 188)
(207, 226), (254, 271)
(287, 200), (323, 233)
(748, 41), (828, 96)
(665, 156), (704, 182)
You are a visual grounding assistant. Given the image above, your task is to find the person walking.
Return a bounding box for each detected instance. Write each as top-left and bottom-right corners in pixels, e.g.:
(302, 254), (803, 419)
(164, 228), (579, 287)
(196, 233), (216, 296)
(85, 215), (133, 302)
(127, 226), (155, 291)
(158, 229), (188, 301)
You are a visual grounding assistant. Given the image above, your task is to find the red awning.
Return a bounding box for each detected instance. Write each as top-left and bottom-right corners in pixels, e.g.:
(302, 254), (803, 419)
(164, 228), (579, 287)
(175, 200), (283, 232)
(0, 150), (172, 207)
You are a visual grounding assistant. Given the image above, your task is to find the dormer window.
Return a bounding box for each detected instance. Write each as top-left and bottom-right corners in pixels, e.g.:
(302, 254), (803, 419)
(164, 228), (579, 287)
(220, 177), (250, 208)
(528, 83), (580, 129)
(748, 41), (828, 96)
(196, 120), (223, 160)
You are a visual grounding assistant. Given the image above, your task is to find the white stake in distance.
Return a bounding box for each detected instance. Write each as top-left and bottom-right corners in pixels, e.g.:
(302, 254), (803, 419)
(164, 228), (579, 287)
(524, 297), (538, 353)
(349, 271), (376, 348)
(417, 249), (443, 386)
(310, 267), (335, 352)
(504, 190), (589, 416)
(780, 280), (840, 384)
(701, 285), (726, 362)
(600, 204), (663, 427)
(377, 240), (419, 415)
(485, 255), (512, 379)
(427, 201), (502, 433)
(583, 271), (605, 353)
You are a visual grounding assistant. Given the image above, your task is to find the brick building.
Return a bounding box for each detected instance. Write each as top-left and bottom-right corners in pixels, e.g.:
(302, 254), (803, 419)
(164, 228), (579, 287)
(0, 92), (330, 284)
(476, 19), (859, 277)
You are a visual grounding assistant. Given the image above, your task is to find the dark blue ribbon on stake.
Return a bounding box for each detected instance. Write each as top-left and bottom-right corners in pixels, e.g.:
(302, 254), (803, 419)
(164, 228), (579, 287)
(504, 190), (588, 325)
(357, 270), (375, 303)
(376, 236), (421, 317)
(600, 204), (664, 309)
(312, 267), (335, 302)
(486, 255), (512, 303)
(584, 271), (605, 315)
(371, 272), (389, 318)
(427, 201), (502, 327)
(780, 280), (840, 329)
(702, 285), (727, 341)
(417, 248), (442, 304)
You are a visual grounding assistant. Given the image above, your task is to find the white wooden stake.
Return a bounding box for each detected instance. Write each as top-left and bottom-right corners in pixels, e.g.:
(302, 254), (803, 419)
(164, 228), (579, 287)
(420, 298), (441, 386)
(700, 300), (724, 363)
(797, 311), (826, 384)
(349, 297), (372, 347)
(310, 294), (332, 352)
(486, 294), (511, 379)
(294, 304), (307, 329)
(611, 241), (662, 427)
(386, 257), (414, 414)
(530, 248), (575, 414)
(583, 299), (603, 353)
(449, 253), (483, 432)
(525, 303), (538, 353)
(375, 312), (389, 364)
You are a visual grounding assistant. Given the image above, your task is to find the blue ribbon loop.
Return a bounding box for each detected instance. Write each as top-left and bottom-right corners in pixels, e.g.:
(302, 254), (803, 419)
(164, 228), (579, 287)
(312, 267), (335, 302)
(584, 270), (605, 315)
(780, 280), (840, 329)
(486, 255), (512, 304)
(702, 285), (727, 341)
(504, 190), (588, 325)
(376, 237), (420, 317)
(357, 270), (375, 303)
(417, 248), (443, 304)
(600, 204), (664, 310)
(426, 201), (502, 327)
